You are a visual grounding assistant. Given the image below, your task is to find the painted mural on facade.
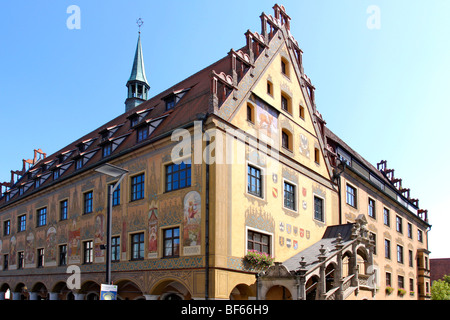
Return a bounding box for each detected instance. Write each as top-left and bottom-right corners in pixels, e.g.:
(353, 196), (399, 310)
(183, 191), (201, 255)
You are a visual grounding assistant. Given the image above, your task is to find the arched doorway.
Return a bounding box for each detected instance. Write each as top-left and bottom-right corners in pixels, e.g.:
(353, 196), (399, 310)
(229, 283), (255, 300)
(325, 263), (338, 292)
(115, 280), (144, 300)
(80, 280), (100, 300)
(31, 282), (48, 300)
(0, 283), (11, 300)
(151, 279), (192, 300)
(265, 285), (292, 300)
(305, 275), (319, 300)
(13, 283), (28, 300)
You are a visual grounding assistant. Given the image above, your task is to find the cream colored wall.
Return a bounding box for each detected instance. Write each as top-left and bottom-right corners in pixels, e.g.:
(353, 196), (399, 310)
(214, 44), (339, 268)
(340, 172), (429, 300)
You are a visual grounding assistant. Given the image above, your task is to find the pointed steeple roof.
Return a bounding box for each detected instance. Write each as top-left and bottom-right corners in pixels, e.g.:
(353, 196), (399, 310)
(128, 35), (149, 85)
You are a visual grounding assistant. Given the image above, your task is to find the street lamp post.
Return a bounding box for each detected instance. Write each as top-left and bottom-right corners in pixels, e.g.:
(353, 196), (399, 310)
(95, 163), (128, 285)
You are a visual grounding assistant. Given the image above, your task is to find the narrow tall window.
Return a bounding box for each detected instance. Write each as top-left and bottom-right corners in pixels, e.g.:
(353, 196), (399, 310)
(163, 227), (180, 257)
(59, 245), (67, 266)
(37, 207), (47, 227)
(112, 183), (121, 206)
(37, 248), (45, 268)
(18, 215), (26, 232)
(131, 233), (144, 260)
(284, 181), (296, 210)
(346, 184), (357, 208)
(111, 236), (120, 262)
(368, 198), (376, 218)
(60, 199), (68, 220)
(385, 239), (391, 259)
(384, 208), (390, 226)
(131, 173), (145, 201)
(18, 252), (24, 269)
(3, 220), (10, 236)
(247, 165), (262, 198)
(397, 245), (404, 264)
(396, 216), (403, 233)
(83, 241), (93, 264)
(314, 196), (324, 222)
(84, 191), (93, 214)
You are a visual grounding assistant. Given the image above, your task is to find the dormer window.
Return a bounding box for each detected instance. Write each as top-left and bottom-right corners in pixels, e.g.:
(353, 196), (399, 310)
(75, 157), (83, 170)
(103, 143), (112, 158)
(137, 125), (149, 142)
(166, 96), (175, 110)
(163, 88), (190, 111)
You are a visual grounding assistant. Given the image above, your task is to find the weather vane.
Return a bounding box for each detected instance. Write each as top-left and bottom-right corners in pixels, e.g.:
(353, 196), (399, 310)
(137, 18), (144, 34)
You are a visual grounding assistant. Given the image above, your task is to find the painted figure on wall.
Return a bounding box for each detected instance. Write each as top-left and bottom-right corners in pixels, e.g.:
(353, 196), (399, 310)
(46, 227), (57, 263)
(94, 213), (105, 262)
(25, 232), (35, 266)
(68, 221), (81, 264)
(148, 201), (158, 258)
(183, 191), (201, 254)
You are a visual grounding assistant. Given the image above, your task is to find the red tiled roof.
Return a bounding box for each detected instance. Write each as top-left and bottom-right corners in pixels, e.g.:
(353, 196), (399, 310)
(0, 51), (232, 206)
(431, 258), (450, 282)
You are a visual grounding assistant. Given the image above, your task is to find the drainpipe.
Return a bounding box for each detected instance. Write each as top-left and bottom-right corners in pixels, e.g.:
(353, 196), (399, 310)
(198, 113), (210, 300)
(332, 160), (346, 225)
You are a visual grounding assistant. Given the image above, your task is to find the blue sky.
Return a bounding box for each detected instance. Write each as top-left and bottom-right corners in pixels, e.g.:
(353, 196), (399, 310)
(0, 1), (448, 259)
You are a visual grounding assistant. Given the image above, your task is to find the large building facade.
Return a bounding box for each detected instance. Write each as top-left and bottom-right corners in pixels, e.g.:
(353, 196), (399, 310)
(0, 4), (430, 300)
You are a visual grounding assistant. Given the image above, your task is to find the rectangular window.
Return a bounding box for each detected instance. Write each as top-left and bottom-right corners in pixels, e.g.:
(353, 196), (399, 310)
(384, 208), (390, 226)
(281, 95), (289, 112)
(386, 272), (392, 287)
(396, 216), (403, 233)
(410, 278), (414, 293)
(397, 245), (404, 264)
(75, 158), (83, 170)
(165, 162), (191, 192)
(166, 97), (175, 110)
(18, 252), (24, 269)
(314, 196), (324, 222)
(131, 233), (145, 260)
(3, 220), (10, 236)
(247, 230), (271, 254)
(282, 131), (289, 149)
(37, 207), (47, 227)
(131, 173), (145, 201)
(53, 169), (60, 180)
(370, 232), (377, 255)
(299, 105), (305, 119)
(409, 250), (413, 267)
(418, 230), (423, 242)
(283, 181), (296, 210)
(3, 254), (8, 270)
(83, 241), (93, 264)
(112, 183), (121, 206)
(59, 245), (67, 266)
(60, 200), (68, 220)
(398, 275), (404, 290)
(368, 198), (376, 218)
(247, 165), (262, 198)
(111, 236), (120, 262)
(385, 239), (391, 259)
(137, 126), (148, 142)
(84, 191), (93, 214)
(346, 184), (356, 208)
(407, 223), (412, 239)
(18, 215), (26, 232)
(163, 227), (180, 258)
(102, 144), (112, 158)
(37, 248), (45, 268)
